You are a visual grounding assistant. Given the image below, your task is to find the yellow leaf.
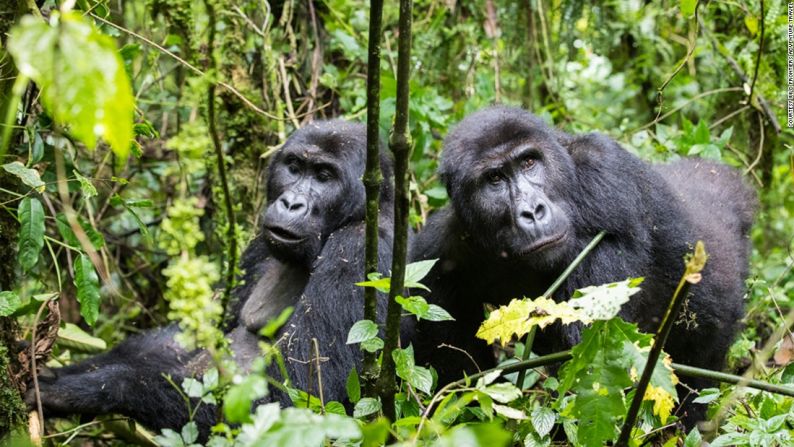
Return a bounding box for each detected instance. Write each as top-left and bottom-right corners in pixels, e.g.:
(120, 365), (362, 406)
(475, 297), (584, 345)
(644, 384), (675, 424)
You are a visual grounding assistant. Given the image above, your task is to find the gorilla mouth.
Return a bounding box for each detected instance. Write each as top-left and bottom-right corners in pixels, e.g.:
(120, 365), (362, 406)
(521, 231), (568, 255)
(265, 226), (306, 244)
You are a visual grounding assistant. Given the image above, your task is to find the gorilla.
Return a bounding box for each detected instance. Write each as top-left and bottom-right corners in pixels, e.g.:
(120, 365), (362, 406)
(410, 106), (755, 419)
(28, 120), (395, 435)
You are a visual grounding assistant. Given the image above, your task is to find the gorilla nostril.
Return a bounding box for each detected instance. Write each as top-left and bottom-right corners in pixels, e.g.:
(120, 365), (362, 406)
(535, 203), (546, 221)
(290, 202), (304, 211)
(520, 209), (535, 222)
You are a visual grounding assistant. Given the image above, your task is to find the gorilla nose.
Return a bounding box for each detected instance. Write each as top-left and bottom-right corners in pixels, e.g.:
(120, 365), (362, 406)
(520, 202), (547, 223)
(278, 192), (308, 215)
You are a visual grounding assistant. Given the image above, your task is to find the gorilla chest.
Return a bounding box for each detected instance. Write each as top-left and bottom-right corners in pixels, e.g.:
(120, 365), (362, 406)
(240, 259), (309, 332)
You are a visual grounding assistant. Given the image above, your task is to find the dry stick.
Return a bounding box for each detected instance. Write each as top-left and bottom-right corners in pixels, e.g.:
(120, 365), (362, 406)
(311, 338), (325, 413)
(698, 15), (781, 134)
(616, 241), (708, 447)
(28, 299), (51, 439)
(361, 0), (385, 396)
(204, 0), (238, 310)
(653, 0), (700, 123)
(515, 231), (606, 388)
(377, 0), (413, 421)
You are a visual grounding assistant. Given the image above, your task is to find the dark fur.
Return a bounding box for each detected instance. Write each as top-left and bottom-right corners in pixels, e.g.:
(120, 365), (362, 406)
(410, 106), (755, 421)
(29, 120), (395, 436)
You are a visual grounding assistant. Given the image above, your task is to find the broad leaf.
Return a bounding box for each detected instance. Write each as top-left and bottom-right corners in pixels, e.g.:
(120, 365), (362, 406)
(0, 291), (21, 317)
(18, 197), (45, 271)
(393, 345), (433, 394)
(346, 319), (378, 344)
(57, 322), (107, 352)
(568, 278), (643, 322)
(8, 12), (134, 159)
(476, 297), (581, 345)
(3, 162), (45, 192)
(73, 254), (101, 326)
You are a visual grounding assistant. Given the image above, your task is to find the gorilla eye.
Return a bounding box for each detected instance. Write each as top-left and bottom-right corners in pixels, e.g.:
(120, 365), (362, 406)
(316, 168), (335, 182)
(285, 155), (300, 174)
(521, 157), (536, 171)
(486, 171), (505, 185)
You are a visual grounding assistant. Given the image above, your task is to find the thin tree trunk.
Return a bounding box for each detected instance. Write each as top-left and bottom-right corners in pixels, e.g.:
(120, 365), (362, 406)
(361, 0), (385, 396)
(377, 0), (412, 420)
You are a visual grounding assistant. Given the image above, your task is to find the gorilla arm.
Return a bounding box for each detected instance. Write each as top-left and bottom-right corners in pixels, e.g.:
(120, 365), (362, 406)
(29, 325), (217, 433)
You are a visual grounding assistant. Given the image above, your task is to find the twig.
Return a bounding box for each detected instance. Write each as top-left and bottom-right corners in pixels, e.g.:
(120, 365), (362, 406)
(653, 1), (700, 123)
(361, 0), (385, 397)
(312, 338), (325, 412)
(29, 299), (51, 438)
(88, 13), (320, 122)
(632, 87), (744, 133)
(616, 241), (708, 446)
(698, 14), (781, 134)
(515, 231), (606, 387)
(745, 112), (765, 175)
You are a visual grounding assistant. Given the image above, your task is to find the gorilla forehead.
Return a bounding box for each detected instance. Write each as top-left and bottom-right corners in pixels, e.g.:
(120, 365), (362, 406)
(277, 119), (367, 168)
(440, 106), (573, 182)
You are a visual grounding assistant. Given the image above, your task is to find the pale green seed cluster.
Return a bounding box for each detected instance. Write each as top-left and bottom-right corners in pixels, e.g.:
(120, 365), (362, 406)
(163, 255), (222, 351)
(159, 197), (224, 350)
(159, 197), (205, 255)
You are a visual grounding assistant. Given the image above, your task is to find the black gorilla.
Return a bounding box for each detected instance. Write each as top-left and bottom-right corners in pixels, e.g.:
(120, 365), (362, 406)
(411, 106), (754, 416)
(29, 120), (395, 435)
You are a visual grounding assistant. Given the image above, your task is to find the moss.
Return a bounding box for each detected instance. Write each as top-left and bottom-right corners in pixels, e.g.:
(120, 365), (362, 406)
(0, 337), (25, 438)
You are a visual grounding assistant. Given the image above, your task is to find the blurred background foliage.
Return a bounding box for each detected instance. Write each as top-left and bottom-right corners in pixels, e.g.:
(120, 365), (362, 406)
(0, 0), (791, 442)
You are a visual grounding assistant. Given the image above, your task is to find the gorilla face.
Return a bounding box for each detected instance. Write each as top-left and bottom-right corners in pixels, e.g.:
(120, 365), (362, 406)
(440, 107), (577, 269)
(262, 121), (369, 265)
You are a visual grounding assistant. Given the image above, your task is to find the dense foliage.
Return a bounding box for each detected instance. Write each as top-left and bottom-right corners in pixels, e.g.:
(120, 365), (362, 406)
(0, 0), (791, 445)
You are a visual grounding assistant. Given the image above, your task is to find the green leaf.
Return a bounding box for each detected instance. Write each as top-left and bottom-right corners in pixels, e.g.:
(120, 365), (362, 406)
(56, 213), (105, 250)
(7, 12), (134, 159)
(356, 274), (391, 293)
(259, 306), (294, 338)
(680, 0), (696, 17)
(404, 259), (438, 290)
(692, 387), (720, 404)
(224, 374), (268, 423)
(558, 320), (634, 447)
(181, 422), (198, 444)
(57, 322), (107, 352)
(360, 336), (384, 353)
(3, 162), (45, 192)
(353, 397), (381, 418)
(684, 427), (702, 447)
(242, 406), (361, 445)
(0, 291), (21, 317)
(361, 417), (390, 447)
(346, 368), (361, 403)
(482, 382), (521, 403)
(531, 406), (556, 438)
(73, 254), (101, 326)
(73, 170), (97, 199)
(18, 197), (45, 271)
(393, 345), (433, 394)
(346, 319), (378, 344)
